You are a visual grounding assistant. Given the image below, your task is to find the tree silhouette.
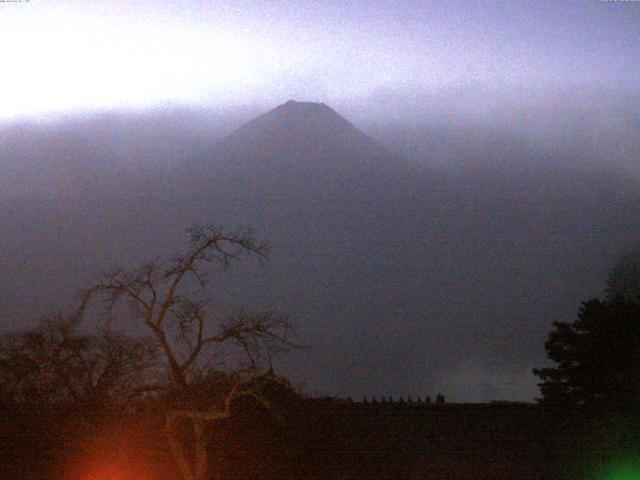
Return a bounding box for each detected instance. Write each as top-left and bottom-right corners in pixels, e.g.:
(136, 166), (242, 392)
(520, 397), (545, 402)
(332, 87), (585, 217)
(82, 224), (296, 480)
(0, 314), (156, 413)
(533, 297), (640, 414)
(606, 243), (640, 303)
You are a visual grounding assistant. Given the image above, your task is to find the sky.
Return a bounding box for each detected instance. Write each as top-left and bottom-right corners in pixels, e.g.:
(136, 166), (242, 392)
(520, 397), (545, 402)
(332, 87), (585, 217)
(1, 0), (639, 120)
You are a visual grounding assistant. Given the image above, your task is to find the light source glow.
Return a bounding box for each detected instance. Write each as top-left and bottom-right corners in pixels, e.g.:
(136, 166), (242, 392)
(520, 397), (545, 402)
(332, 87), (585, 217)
(601, 461), (640, 480)
(0, 9), (277, 119)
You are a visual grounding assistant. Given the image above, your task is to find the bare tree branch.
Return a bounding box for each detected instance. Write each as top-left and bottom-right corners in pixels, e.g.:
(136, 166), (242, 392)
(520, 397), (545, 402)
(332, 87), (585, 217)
(76, 224), (296, 480)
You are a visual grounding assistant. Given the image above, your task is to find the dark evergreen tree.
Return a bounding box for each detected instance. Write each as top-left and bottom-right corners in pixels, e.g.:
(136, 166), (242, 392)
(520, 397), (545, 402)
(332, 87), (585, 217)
(606, 244), (640, 303)
(534, 298), (640, 414)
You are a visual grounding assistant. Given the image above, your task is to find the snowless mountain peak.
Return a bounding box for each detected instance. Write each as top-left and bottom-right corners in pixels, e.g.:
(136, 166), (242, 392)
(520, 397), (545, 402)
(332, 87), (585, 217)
(209, 100), (390, 170)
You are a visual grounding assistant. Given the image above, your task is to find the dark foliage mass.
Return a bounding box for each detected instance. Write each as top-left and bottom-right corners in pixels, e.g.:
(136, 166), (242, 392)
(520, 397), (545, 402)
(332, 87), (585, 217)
(606, 244), (640, 304)
(535, 249), (640, 415)
(530, 251), (640, 479)
(0, 317), (158, 479)
(0, 391), (609, 480)
(0, 315), (156, 412)
(1, 236), (637, 480)
(534, 298), (640, 413)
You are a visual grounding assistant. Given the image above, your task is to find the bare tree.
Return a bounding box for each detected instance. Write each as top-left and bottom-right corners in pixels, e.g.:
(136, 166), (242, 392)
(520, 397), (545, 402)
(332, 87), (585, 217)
(82, 225), (296, 480)
(0, 314), (157, 412)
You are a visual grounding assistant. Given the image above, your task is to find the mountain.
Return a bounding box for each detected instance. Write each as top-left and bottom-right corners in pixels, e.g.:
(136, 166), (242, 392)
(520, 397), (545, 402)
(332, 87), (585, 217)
(189, 101), (399, 186)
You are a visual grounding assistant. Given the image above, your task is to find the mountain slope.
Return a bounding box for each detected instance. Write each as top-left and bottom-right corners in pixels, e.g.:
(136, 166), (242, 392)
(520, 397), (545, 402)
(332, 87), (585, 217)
(190, 100), (397, 180)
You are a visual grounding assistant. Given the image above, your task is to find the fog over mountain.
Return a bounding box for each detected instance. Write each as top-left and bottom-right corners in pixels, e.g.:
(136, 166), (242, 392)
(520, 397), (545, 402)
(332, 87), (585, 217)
(1, 97), (639, 401)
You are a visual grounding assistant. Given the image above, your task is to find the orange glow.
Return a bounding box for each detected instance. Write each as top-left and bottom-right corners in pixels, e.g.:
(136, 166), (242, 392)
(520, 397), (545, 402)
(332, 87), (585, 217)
(84, 466), (146, 480)
(62, 416), (176, 480)
(76, 462), (156, 480)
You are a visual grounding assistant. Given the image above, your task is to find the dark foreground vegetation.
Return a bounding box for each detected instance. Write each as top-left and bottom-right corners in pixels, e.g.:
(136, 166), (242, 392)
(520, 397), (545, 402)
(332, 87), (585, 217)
(3, 396), (640, 480)
(2, 226), (639, 480)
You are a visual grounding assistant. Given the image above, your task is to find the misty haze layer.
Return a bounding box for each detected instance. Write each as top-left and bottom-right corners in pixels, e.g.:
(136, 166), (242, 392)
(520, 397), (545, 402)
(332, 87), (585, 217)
(1, 97), (639, 402)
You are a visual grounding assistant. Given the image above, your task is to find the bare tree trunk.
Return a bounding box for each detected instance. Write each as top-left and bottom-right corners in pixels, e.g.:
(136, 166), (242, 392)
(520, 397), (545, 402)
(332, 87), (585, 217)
(166, 411), (215, 480)
(193, 417), (208, 480)
(166, 409), (228, 480)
